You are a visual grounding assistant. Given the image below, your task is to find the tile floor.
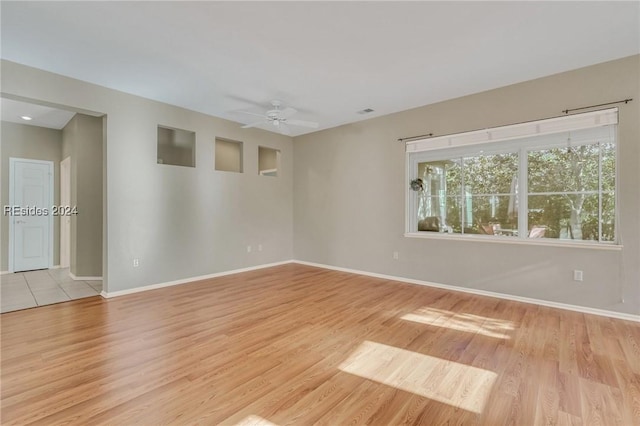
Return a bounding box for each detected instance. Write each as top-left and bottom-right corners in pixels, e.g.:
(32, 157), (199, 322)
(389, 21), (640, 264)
(1, 268), (102, 313)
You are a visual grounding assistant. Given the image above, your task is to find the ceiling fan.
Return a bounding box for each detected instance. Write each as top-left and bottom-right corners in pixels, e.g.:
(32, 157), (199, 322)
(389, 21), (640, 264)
(238, 100), (319, 135)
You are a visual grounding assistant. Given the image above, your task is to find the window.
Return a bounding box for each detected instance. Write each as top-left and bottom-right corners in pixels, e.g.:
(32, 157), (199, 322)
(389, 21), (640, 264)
(157, 126), (195, 167)
(258, 146), (280, 177)
(527, 142), (615, 242)
(215, 137), (243, 173)
(417, 152), (518, 235)
(406, 108), (618, 245)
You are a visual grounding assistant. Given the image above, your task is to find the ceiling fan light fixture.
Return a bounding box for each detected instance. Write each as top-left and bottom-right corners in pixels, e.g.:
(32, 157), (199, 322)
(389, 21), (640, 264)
(237, 100), (319, 133)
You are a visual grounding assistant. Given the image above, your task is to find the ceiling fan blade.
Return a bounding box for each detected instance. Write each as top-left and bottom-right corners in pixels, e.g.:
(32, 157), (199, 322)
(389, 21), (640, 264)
(241, 121), (266, 129)
(286, 119), (319, 129)
(237, 110), (267, 118)
(280, 107), (297, 118)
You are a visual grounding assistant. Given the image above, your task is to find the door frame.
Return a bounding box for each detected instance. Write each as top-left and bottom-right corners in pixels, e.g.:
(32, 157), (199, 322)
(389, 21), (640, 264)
(60, 156), (71, 268)
(8, 157), (54, 273)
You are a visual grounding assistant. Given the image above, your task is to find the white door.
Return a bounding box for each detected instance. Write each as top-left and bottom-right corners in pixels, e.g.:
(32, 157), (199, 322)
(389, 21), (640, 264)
(10, 158), (53, 272)
(60, 157), (71, 268)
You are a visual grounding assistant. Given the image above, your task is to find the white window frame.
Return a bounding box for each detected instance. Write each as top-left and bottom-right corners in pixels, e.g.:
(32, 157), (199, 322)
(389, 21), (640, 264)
(405, 108), (621, 249)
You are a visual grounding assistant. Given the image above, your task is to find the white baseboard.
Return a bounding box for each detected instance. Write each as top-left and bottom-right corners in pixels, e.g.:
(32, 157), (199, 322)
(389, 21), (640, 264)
(0, 270), (10, 275)
(95, 257), (638, 323)
(101, 260), (294, 298)
(292, 260), (640, 323)
(70, 272), (102, 281)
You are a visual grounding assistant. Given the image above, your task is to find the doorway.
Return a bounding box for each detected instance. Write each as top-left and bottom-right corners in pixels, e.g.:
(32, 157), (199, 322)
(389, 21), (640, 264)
(1, 97), (106, 313)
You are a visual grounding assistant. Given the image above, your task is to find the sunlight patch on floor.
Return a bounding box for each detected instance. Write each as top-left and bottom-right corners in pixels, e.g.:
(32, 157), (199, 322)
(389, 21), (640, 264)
(339, 341), (496, 414)
(401, 307), (514, 339)
(234, 415), (279, 426)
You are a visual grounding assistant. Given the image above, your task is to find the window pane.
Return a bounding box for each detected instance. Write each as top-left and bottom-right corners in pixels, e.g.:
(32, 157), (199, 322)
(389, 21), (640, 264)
(528, 145), (599, 193)
(416, 160), (462, 233)
(468, 195), (518, 236)
(418, 160), (461, 196)
(528, 194), (599, 240)
(446, 196), (463, 233)
(602, 142), (615, 192)
(601, 192), (615, 242)
(417, 196), (462, 233)
(463, 153), (518, 195)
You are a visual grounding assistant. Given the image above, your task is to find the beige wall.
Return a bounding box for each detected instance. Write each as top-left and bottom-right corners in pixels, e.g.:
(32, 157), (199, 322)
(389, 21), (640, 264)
(62, 113), (103, 277)
(1, 59), (294, 293)
(294, 55), (640, 315)
(3, 56), (637, 315)
(61, 117), (77, 273)
(1, 122), (62, 271)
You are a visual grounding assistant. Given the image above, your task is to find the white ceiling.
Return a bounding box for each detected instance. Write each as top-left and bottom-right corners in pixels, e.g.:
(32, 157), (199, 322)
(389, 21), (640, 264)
(1, 98), (76, 130)
(1, 1), (638, 136)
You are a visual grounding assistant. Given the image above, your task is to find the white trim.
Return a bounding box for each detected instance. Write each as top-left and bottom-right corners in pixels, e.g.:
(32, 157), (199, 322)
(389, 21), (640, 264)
(406, 108), (618, 153)
(100, 260), (293, 298)
(292, 260), (639, 323)
(69, 272), (102, 281)
(95, 258), (637, 322)
(9, 160), (15, 273)
(60, 156), (71, 269)
(259, 168), (278, 176)
(404, 232), (623, 250)
(0, 271), (11, 275)
(405, 115), (619, 246)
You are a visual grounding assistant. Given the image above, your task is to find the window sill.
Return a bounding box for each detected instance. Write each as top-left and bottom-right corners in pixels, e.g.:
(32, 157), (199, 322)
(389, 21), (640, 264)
(404, 232), (623, 251)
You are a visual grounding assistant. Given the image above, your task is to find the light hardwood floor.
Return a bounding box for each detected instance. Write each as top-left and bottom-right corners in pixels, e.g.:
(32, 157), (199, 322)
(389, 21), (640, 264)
(1, 264), (638, 425)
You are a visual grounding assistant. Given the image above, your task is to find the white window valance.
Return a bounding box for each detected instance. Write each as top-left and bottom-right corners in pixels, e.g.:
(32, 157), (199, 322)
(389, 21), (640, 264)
(406, 108), (618, 153)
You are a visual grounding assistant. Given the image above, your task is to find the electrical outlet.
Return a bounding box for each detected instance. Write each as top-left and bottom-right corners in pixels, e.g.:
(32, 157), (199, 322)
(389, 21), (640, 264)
(573, 270), (583, 281)
(133, 258), (139, 268)
(247, 245), (252, 253)
(258, 244), (263, 252)
(393, 251), (399, 260)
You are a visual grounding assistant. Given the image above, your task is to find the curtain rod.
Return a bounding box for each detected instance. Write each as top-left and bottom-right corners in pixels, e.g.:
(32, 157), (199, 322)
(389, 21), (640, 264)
(398, 98), (632, 143)
(562, 98), (632, 114)
(397, 133), (433, 143)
